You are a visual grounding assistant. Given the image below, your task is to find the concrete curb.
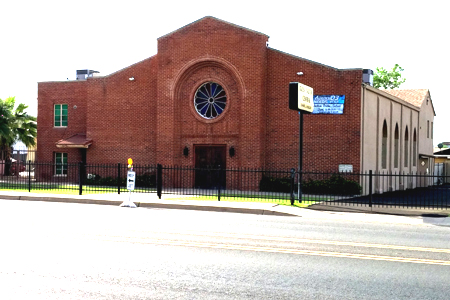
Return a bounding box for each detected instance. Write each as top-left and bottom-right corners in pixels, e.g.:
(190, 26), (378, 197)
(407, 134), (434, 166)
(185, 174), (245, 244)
(0, 194), (298, 217)
(9, 195), (123, 207)
(2, 193), (450, 223)
(137, 202), (296, 216)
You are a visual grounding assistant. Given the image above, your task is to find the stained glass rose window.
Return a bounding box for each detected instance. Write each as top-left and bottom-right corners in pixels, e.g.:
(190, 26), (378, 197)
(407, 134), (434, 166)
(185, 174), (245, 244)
(194, 82), (227, 119)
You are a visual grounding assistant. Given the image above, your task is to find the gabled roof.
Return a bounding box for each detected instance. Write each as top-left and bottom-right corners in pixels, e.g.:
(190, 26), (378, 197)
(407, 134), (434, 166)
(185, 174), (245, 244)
(56, 134), (92, 148)
(158, 16), (269, 40)
(382, 89), (436, 116)
(434, 148), (450, 155)
(382, 89), (429, 108)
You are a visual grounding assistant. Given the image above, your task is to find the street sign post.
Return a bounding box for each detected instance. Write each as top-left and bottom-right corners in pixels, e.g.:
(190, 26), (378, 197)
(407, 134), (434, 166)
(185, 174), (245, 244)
(120, 159), (137, 208)
(289, 82), (314, 204)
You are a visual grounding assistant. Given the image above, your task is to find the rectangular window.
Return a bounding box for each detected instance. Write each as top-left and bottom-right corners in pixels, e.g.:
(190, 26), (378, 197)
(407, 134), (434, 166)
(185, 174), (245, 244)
(404, 141), (408, 167)
(54, 104), (68, 127)
(404, 128), (409, 168)
(427, 120), (429, 138)
(431, 122), (433, 139)
(394, 138), (399, 168)
(381, 122), (388, 169)
(55, 152), (68, 175)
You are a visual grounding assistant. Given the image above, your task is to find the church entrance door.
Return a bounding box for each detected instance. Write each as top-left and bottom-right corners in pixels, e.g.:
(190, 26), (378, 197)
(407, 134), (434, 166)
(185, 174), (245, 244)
(194, 145), (226, 189)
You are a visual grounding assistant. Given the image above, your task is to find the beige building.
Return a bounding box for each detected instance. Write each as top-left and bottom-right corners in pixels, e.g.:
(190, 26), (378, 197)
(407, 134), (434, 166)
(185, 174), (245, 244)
(361, 86), (435, 192)
(434, 148), (450, 164)
(434, 148), (450, 184)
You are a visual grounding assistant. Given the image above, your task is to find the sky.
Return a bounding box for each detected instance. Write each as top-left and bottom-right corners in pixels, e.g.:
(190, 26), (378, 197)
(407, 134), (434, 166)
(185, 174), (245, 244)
(1, 0), (447, 146)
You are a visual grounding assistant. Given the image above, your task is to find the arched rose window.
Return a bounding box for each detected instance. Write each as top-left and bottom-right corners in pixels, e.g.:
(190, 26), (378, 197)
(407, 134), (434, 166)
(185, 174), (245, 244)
(194, 82), (227, 119)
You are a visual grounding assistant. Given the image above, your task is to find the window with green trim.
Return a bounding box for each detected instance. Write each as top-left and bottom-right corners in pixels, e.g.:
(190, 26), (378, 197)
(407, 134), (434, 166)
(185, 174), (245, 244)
(54, 104), (68, 127)
(55, 152), (68, 175)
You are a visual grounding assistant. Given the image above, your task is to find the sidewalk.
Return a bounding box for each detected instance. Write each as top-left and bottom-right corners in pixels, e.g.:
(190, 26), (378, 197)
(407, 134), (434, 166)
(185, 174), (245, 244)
(1, 191), (449, 227)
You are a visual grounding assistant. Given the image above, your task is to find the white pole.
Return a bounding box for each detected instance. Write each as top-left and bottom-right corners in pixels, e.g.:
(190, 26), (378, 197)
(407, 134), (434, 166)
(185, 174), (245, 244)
(120, 190), (137, 208)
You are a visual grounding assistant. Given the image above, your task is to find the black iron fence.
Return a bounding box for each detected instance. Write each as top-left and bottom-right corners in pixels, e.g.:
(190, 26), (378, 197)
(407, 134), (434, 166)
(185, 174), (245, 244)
(0, 161), (449, 209)
(1, 148), (36, 177)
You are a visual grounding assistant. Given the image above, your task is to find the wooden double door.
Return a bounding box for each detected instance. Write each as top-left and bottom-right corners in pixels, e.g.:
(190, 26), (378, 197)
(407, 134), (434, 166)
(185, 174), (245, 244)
(194, 145), (226, 189)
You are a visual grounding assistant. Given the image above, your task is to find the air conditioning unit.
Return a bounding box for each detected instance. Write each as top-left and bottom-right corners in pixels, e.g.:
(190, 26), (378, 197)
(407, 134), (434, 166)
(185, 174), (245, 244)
(362, 69), (373, 86)
(76, 69), (99, 81)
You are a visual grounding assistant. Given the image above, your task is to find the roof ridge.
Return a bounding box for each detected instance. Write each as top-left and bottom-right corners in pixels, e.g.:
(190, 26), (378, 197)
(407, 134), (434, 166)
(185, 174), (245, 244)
(158, 16), (269, 40)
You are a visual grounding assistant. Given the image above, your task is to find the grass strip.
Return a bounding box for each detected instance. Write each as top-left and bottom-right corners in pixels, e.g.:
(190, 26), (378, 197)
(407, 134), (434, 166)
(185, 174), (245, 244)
(0, 186), (320, 207)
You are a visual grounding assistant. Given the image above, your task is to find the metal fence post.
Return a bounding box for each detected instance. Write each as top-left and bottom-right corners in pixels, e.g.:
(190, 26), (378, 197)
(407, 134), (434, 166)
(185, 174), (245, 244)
(28, 160), (31, 192)
(218, 165), (222, 202)
(117, 163), (121, 194)
(157, 164), (162, 199)
(290, 168), (295, 205)
(369, 170), (373, 207)
(78, 162), (83, 195)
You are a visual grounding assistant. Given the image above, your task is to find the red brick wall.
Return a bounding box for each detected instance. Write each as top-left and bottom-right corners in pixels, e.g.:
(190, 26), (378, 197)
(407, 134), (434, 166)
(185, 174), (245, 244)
(37, 17), (363, 173)
(37, 81), (88, 163)
(265, 50), (362, 172)
(86, 56), (158, 165)
(156, 17), (269, 169)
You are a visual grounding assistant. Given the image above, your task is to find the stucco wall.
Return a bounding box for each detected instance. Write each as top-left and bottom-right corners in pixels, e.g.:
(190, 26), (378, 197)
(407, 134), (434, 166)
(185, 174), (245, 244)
(361, 86), (430, 192)
(418, 94), (435, 156)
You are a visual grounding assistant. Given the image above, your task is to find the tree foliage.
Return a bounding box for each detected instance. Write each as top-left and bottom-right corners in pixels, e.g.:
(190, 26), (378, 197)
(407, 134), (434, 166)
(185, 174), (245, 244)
(373, 64), (406, 89)
(0, 97), (37, 152)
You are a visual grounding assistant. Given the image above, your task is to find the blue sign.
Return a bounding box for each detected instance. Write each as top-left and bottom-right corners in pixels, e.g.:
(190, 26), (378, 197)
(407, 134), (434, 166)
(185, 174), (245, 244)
(312, 95), (345, 114)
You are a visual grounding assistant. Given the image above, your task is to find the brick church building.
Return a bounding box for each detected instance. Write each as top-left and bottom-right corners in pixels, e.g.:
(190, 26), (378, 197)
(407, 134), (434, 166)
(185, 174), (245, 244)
(37, 16), (435, 187)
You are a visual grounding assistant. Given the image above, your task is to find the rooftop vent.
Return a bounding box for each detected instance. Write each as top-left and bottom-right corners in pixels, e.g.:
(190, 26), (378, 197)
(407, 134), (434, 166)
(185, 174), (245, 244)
(76, 69), (99, 81)
(362, 69), (373, 86)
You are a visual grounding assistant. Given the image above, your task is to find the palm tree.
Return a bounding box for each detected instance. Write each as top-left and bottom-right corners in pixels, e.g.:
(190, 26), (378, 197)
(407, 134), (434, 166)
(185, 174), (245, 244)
(0, 97), (37, 175)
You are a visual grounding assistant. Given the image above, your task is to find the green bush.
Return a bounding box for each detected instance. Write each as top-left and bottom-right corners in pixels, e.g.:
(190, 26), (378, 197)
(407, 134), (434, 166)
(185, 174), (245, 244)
(260, 175), (294, 193)
(302, 174), (361, 196)
(84, 174), (122, 187)
(84, 173), (156, 188)
(135, 173), (156, 188)
(260, 174), (361, 196)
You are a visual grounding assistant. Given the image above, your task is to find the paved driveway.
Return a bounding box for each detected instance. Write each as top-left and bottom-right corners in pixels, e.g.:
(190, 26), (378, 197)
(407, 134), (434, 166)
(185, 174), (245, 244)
(319, 185), (450, 209)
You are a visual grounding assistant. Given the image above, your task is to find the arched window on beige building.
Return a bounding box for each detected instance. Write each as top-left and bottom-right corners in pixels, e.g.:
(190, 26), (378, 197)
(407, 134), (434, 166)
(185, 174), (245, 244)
(413, 129), (417, 167)
(404, 126), (409, 167)
(381, 120), (388, 169)
(394, 124), (399, 168)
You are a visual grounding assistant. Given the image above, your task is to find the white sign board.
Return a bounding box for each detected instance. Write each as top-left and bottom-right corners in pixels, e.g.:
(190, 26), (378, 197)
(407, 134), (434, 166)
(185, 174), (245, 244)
(289, 82), (314, 113)
(127, 171), (136, 190)
(339, 164), (353, 173)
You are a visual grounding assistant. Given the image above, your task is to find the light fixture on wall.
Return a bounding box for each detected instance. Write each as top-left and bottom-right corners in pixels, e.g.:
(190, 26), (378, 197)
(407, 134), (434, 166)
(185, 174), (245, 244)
(129, 77), (135, 81)
(297, 72), (304, 76)
(183, 146), (189, 157)
(229, 146), (235, 157)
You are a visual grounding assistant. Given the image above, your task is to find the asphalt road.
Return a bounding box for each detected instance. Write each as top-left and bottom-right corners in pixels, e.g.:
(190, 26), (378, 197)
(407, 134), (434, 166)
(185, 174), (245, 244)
(1, 199), (450, 299)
